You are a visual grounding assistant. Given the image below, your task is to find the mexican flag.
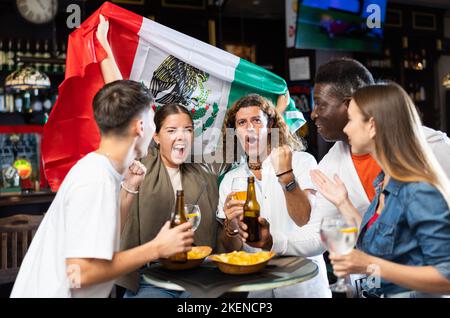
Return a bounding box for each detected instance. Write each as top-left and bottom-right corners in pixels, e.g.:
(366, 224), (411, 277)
(42, 1), (305, 191)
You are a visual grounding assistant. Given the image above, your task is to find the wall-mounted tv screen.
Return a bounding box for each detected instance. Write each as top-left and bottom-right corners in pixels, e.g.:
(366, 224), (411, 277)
(295, 0), (387, 53)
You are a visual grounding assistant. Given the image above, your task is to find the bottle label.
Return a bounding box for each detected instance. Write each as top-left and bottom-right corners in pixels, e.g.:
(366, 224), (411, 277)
(244, 211), (259, 218)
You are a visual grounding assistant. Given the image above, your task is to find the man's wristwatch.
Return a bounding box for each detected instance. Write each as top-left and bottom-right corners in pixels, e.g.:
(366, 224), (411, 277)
(279, 178), (298, 192)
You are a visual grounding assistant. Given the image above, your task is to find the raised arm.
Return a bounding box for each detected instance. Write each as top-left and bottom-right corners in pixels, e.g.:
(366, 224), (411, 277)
(271, 145), (312, 227)
(119, 161), (146, 232)
(96, 14), (123, 84)
(275, 90), (290, 115)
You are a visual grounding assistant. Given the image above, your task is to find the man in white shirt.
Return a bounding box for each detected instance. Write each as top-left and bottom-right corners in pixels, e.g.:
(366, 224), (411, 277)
(11, 80), (194, 298)
(217, 94), (331, 298)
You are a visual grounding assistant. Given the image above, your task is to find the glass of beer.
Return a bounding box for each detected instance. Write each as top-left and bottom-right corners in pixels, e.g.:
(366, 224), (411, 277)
(231, 177), (247, 201)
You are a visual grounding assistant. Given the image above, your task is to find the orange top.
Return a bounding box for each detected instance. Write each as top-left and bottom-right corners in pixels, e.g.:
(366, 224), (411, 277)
(351, 153), (382, 202)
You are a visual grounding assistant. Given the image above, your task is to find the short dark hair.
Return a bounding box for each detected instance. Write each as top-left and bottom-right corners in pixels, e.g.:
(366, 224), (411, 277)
(154, 103), (193, 133)
(315, 58), (374, 99)
(93, 80), (154, 136)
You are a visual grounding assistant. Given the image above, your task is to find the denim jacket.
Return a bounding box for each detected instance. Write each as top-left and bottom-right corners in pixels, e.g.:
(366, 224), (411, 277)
(357, 172), (450, 295)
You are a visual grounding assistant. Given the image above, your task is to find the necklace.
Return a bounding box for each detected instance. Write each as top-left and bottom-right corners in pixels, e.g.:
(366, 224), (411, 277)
(247, 161), (262, 170)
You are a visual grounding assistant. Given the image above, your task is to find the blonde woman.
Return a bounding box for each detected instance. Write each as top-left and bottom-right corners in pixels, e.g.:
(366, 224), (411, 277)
(311, 82), (450, 297)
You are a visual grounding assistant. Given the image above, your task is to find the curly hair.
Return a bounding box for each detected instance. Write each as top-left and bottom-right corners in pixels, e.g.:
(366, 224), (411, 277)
(221, 94), (303, 155)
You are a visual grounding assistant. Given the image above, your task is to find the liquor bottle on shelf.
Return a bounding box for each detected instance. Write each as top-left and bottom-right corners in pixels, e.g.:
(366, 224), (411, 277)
(0, 87), (5, 113)
(34, 40), (43, 71)
(23, 91), (32, 113)
(31, 89), (43, 112)
(408, 82), (415, 102)
(5, 92), (14, 112)
(24, 39), (33, 59)
(58, 42), (66, 73)
(421, 49), (427, 70)
(14, 93), (23, 113)
(0, 39), (5, 71)
(7, 39), (15, 71)
(414, 83), (421, 102)
(16, 39), (24, 69)
(402, 36), (408, 49)
(436, 39), (442, 51)
(52, 42), (60, 73)
(43, 40), (51, 72)
(43, 92), (52, 113)
(403, 50), (409, 69)
(419, 85), (426, 102)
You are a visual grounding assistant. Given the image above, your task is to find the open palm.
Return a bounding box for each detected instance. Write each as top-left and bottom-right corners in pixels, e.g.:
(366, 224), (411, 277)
(96, 14), (109, 45)
(310, 170), (348, 207)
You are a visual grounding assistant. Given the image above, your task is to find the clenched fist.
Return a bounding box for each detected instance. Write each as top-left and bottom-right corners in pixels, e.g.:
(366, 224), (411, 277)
(270, 145), (293, 177)
(123, 160), (147, 192)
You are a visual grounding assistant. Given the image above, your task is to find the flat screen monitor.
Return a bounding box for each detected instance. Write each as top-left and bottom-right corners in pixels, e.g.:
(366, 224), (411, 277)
(295, 0), (387, 52)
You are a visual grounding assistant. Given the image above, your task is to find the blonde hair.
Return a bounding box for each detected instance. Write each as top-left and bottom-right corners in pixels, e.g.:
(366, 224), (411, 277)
(222, 93), (303, 152)
(353, 82), (450, 207)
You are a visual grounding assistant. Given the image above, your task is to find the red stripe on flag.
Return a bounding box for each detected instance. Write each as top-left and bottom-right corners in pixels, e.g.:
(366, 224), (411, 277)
(0, 125), (43, 134)
(42, 2), (142, 191)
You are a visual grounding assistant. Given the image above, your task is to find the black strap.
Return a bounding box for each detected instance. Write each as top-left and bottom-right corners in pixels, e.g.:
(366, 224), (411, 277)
(276, 169), (293, 178)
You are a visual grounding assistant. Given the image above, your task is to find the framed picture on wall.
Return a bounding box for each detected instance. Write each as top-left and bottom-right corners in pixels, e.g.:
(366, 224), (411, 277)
(112, 0), (145, 4)
(223, 43), (256, 63)
(412, 12), (437, 31)
(289, 56), (310, 81)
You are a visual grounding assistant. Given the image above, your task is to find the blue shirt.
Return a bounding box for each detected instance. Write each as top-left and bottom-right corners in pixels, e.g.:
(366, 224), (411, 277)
(357, 172), (450, 295)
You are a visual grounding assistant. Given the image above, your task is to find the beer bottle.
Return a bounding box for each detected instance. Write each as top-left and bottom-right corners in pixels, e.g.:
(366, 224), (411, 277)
(168, 190), (188, 262)
(243, 176), (260, 242)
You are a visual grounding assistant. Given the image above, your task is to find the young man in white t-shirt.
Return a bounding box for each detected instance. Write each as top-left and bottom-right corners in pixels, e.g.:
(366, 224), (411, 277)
(11, 80), (194, 298)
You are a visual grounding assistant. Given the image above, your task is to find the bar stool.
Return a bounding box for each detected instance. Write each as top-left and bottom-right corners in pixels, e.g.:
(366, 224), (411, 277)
(0, 214), (43, 285)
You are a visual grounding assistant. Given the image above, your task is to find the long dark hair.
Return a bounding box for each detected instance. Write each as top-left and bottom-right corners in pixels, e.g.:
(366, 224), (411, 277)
(154, 103), (193, 133)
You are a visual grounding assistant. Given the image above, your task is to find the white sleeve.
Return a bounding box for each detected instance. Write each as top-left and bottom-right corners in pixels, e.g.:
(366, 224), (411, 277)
(270, 191), (328, 257)
(64, 180), (119, 260)
(270, 152), (337, 257)
(244, 222), (326, 257)
(216, 174), (232, 220)
(293, 152), (318, 192)
(429, 139), (450, 180)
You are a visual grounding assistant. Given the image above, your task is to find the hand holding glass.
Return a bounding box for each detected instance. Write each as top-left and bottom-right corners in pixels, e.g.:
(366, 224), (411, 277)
(320, 215), (358, 296)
